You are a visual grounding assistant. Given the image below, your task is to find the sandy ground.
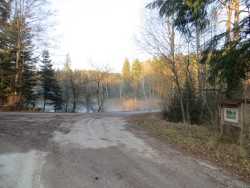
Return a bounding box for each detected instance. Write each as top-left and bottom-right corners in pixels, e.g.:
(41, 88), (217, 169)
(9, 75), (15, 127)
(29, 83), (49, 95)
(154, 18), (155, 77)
(0, 112), (249, 188)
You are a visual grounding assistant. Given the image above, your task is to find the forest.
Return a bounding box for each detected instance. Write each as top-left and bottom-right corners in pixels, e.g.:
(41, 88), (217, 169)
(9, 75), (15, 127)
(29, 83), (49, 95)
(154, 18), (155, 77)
(0, 1), (249, 138)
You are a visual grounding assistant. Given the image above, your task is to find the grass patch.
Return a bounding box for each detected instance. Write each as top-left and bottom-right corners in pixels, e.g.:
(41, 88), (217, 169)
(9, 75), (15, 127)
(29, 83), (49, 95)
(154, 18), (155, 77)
(129, 113), (250, 183)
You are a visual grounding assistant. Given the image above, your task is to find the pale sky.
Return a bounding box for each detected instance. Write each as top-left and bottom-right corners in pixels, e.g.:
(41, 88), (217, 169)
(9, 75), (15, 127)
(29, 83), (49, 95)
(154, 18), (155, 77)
(50, 0), (148, 72)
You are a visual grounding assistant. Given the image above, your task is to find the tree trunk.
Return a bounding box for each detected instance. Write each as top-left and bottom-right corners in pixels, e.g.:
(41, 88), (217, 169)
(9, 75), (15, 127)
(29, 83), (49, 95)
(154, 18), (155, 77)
(196, 26), (205, 97)
(105, 83), (109, 97)
(169, 19), (186, 124)
(97, 81), (103, 112)
(14, 6), (24, 107)
(233, 0), (240, 40)
(226, 1), (232, 43)
(239, 102), (245, 146)
(185, 46), (192, 124)
(72, 86), (76, 112)
(142, 77), (147, 100)
(174, 72), (186, 124)
(15, 19), (21, 96)
(43, 99), (46, 112)
(119, 84), (122, 99)
(240, 79), (247, 146)
(72, 99), (76, 113)
(65, 103), (68, 112)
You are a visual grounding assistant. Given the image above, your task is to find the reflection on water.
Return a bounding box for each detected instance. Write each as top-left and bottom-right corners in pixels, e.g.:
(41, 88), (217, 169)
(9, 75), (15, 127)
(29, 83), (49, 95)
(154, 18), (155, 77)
(103, 98), (160, 112)
(37, 98), (160, 113)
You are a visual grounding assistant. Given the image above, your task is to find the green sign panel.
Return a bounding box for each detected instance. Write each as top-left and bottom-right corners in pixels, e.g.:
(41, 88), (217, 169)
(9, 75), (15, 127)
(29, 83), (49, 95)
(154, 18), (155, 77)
(224, 108), (239, 123)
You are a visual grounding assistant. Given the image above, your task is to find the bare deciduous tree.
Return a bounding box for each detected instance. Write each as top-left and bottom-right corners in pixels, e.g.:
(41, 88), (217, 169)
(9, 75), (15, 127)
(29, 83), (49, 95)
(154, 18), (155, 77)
(91, 65), (111, 112)
(137, 13), (187, 123)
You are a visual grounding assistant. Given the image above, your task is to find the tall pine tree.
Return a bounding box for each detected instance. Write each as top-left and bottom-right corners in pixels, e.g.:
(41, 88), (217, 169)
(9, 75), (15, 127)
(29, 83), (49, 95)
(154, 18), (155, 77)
(40, 50), (62, 112)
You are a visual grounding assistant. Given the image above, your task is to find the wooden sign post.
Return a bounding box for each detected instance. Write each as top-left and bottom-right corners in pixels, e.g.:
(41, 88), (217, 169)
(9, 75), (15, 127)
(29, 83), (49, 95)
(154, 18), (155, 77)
(220, 99), (250, 144)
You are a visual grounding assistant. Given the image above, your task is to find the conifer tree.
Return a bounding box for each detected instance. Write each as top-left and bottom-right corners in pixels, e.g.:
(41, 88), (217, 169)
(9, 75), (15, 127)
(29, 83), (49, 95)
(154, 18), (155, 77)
(122, 58), (131, 97)
(131, 59), (142, 98)
(40, 50), (62, 112)
(51, 79), (63, 112)
(122, 59), (130, 81)
(19, 50), (37, 108)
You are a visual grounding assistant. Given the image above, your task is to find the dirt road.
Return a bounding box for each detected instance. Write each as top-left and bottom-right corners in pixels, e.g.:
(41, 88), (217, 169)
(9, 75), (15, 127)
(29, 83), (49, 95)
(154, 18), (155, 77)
(0, 113), (248, 188)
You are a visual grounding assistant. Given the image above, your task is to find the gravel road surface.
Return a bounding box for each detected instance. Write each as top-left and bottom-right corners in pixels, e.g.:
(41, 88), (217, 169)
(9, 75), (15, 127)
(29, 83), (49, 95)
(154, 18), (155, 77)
(0, 113), (248, 188)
